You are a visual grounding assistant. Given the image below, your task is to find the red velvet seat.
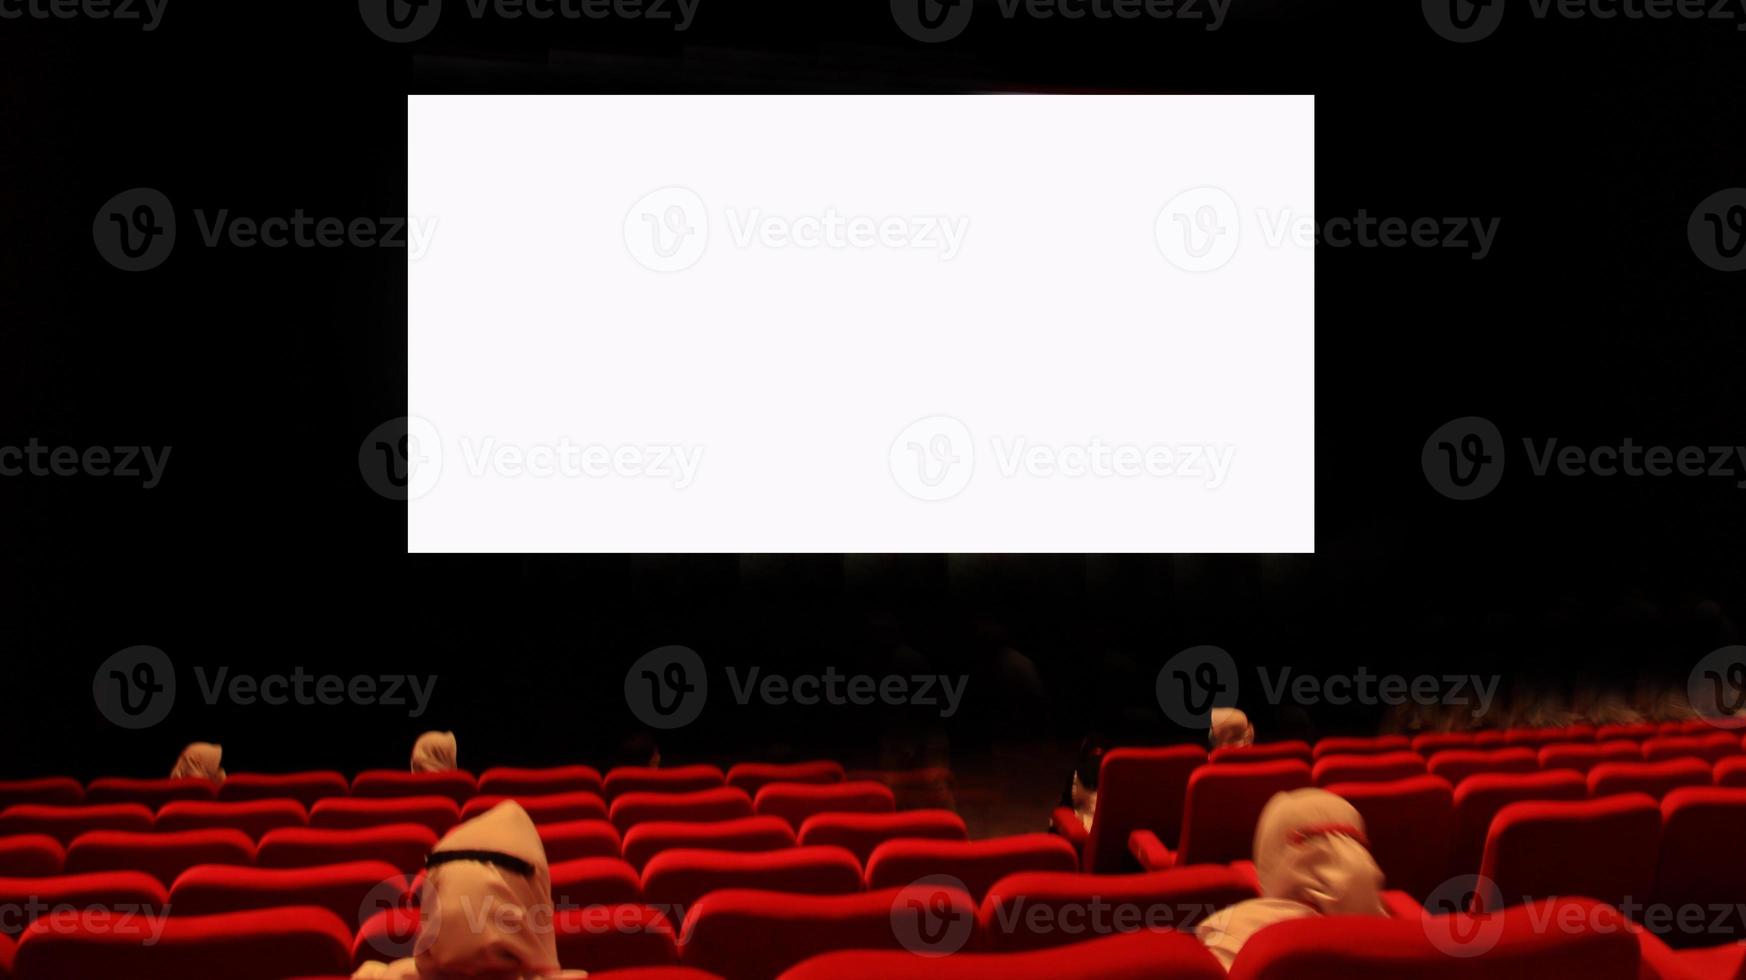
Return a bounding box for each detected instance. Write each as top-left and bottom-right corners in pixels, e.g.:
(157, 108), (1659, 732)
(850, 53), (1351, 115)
(604, 766), (726, 800)
(461, 791), (608, 825)
(156, 799), (308, 839)
(1425, 748), (1538, 784)
(218, 771), (349, 807)
(0, 804), (154, 845)
(1450, 770), (1588, 878)
(1716, 756), (1746, 787)
(1048, 745), (1205, 874)
(1538, 740), (1642, 774)
(864, 834), (1078, 902)
(540, 819), (625, 863)
(0, 836), (62, 877)
(1503, 725), (1594, 747)
(1476, 794), (1661, 912)
(683, 883), (977, 980)
(478, 765), (604, 798)
(310, 795), (460, 835)
(1411, 733), (1477, 755)
(1322, 775), (1455, 902)
(550, 857), (644, 907)
(1222, 897), (1639, 980)
(611, 788), (753, 832)
(554, 905), (680, 972)
(65, 828), (254, 885)
(0, 872), (167, 936)
(0, 780), (82, 810)
(754, 782), (894, 831)
(1588, 758), (1712, 800)
(349, 770), (476, 805)
(1651, 787), (1746, 942)
(1642, 734), (1742, 764)
(797, 810), (968, 864)
(352, 906), (419, 967)
(170, 860), (405, 925)
(1312, 752), (1427, 787)
(725, 761), (845, 797)
(83, 776), (217, 809)
(589, 970), (723, 980)
(776, 927), (1227, 980)
(1596, 723), (1659, 741)
(1470, 730), (1509, 747)
(979, 865), (1257, 952)
(1311, 736), (1411, 759)
(1210, 741), (1313, 765)
(642, 846), (863, 909)
(11, 905), (352, 980)
(622, 816), (795, 870)
(257, 824), (438, 873)
(1129, 760), (1313, 870)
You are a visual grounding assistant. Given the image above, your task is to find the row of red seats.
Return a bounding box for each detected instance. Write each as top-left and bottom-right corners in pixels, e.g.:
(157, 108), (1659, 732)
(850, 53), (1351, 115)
(1211, 729), (1746, 765)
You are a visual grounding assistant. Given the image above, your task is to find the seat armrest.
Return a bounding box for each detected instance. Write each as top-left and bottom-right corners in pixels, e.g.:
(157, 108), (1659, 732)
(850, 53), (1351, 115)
(1380, 890), (1427, 920)
(1128, 829), (1176, 870)
(1050, 807), (1090, 850)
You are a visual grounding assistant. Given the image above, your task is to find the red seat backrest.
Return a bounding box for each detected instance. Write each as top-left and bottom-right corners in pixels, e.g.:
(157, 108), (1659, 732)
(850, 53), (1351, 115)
(12, 905), (352, 980)
(539, 819), (625, 864)
(1538, 741), (1641, 774)
(1210, 742), (1313, 765)
(0, 871), (167, 936)
(218, 771), (349, 807)
(478, 765), (604, 798)
(726, 761), (845, 797)
(978, 865), (1257, 952)
(1503, 726), (1593, 747)
(461, 791), (608, 825)
(1411, 733), (1477, 755)
(1312, 736), (1411, 760)
(309, 796), (461, 836)
(352, 906), (420, 968)
(1595, 723), (1658, 741)
(1652, 787), (1746, 913)
(554, 905), (679, 972)
(864, 834), (1078, 902)
(776, 927), (1228, 980)
(797, 810), (968, 865)
(683, 883), (977, 980)
(84, 777), (218, 809)
(1176, 761), (1313, 867)
(1078, 745), (1206, 873)
(622, 816), (795, 870)
(0, 804), (154, 845)
(0, 779), (84, 810)
(1587, 759), (1712, 800)
(604, 766), (726, 800)
(610, 788), (753, 832)
(155, 799), (309, 839)
(550, 857), (644, 907)
(0, 836), (64, 877)
(1450, 771), (1588, 878)
(1477, 794), (1661, 912)
(169, 860), (406, 926)
(1311, 752), (1426, 787)
(642, 846), (863, 910)
(256, 823), (438, 874)
(349, 770), (477, 805)
(1322, 775), (1454, 903)
(65, 828), (255, 885)
(1716, 756), (1746, 788)
(1222, 898), (1640, 980)
(1425, 748), (1538, 785)
(1642, 734), (1742, 764)
(754, 782), (895, 831)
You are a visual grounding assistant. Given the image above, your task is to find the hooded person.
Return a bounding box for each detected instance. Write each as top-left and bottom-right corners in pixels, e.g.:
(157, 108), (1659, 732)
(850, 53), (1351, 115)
(1209, 708), (1255, 750)
(353, 801), (586, 979)
(412, 731), (458, 773)
(1194, 787), (1387, 970)
(170, 742), (225, 783)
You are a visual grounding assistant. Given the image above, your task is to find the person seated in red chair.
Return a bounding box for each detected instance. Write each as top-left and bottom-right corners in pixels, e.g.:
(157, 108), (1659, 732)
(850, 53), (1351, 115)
(170, 741), (226, 783)
(354, 801), (585, 979)
(412, 731), (458, 773)
(1209, 708), (1255, 750)
(1194, 787), (1386, 970)
(1058, 734), (1109, 831)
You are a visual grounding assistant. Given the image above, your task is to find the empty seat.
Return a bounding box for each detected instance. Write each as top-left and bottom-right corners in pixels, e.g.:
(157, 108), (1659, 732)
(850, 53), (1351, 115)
(1311, 736), (1411, 759)
(1642, 734), (1741, 764)
(1130, 760), (1313, 870)
(461, 791), (608, 825)
(352, 906), (419, 967)
(349, 770), (476, 805)
(979, 865), (1257, 952)
(798, 810), (968, 864)
(642, 846), (863, 909)
(1470, 730), (1509, 747)
(156, 799), (308, 839)
(550, 857), (643, 907)
(1595, 723), (1659, 741)
(310, 796), (460, 835)
(604, 765), (726, 799)
(170, 860), (405, 924)
(65, 828), (254, 885)
(864, 834), (1078, 902)
(778, 927), (1228, 980)
(0, 871), (167, 936)
(540, 819), (625, 863)
(1651, 787), (1746, 938)
(1588, 758), (1712, 800)
(218, 771), (349, 807)
(1221, 897), (1639, 980)
(1410, 733), (1476, 755)
(84, 776), (217, 809)
(0, 779), (83, 810)
(1210, 741), (1313, 765)
(754, 782), (894, 830)
(1538, 741), (1642, 774)
(1425, 748), (1538, 785)
(1716, 756), (1746, 787)
(610, 788), (753, 832)
(1450, 770), (1588, 878)
(1476, 794), (1660, 912)
(0, 804), (154, 845)
(725, 761), (846, 797)
(256, 824), (438, 873)
(554, 905), (679, 972)
(1322, 775), (1454, 902)
(11, 905), (352, 980)
(683, 883), (977, 980)
(1049, 745), (1205, 874)
(1311, 752), (1427, 787)
(0, 836), (62, 877)
(478, 765), (604, 798)
(622, 816), (796, 870)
